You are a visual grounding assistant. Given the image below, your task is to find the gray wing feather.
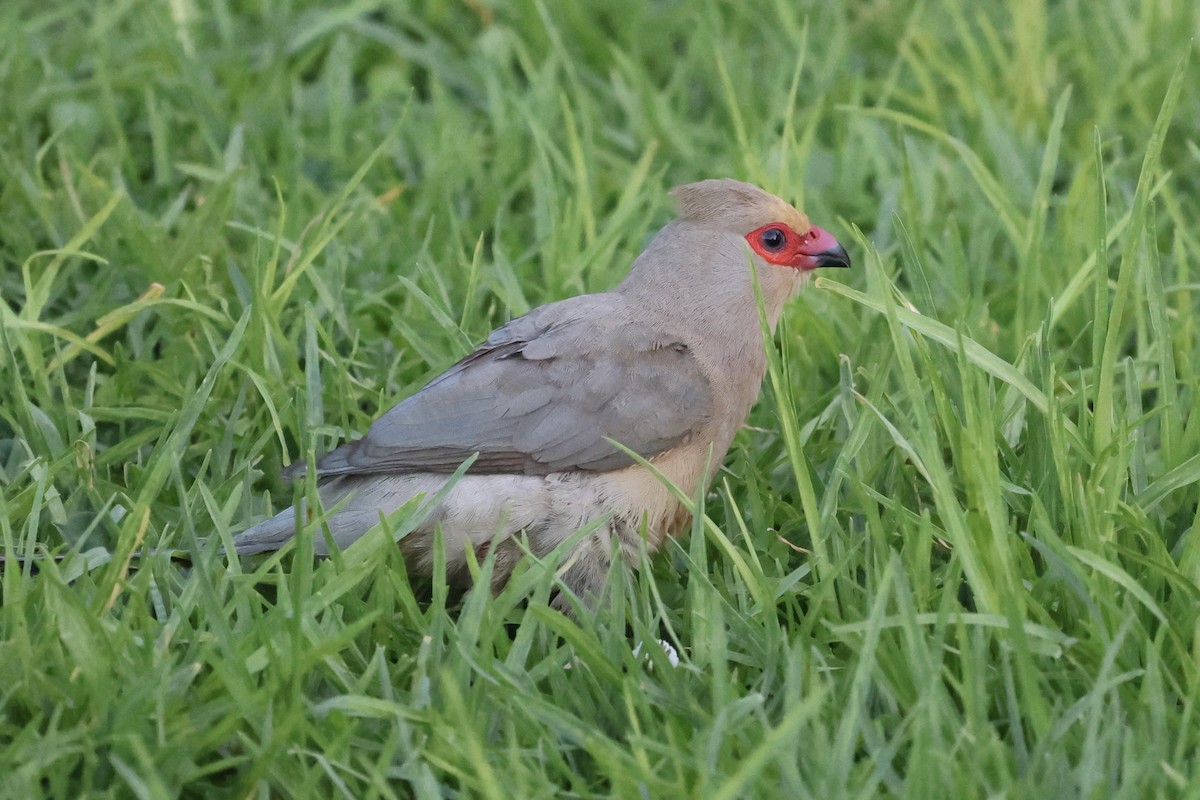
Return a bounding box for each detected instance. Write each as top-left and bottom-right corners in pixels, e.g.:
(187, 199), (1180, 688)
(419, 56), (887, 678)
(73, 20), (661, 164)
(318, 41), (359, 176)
(291, 296), (713, 478)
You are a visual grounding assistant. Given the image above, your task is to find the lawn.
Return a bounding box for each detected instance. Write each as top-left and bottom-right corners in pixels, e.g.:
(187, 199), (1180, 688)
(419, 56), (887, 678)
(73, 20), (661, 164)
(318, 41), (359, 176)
(2, 0), (1199, 797)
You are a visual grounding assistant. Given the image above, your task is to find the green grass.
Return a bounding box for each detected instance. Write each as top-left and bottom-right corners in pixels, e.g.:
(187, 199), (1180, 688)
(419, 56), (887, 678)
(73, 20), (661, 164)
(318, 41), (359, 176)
(2, 0), (1199, 796)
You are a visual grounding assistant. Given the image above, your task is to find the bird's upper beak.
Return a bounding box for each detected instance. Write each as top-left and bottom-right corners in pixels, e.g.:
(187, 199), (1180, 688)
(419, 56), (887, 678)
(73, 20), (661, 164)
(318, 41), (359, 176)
(794, 225), (851, 270)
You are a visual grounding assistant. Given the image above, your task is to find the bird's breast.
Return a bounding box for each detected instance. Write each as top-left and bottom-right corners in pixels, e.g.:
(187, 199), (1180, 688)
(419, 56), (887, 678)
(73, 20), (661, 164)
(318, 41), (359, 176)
(595, 441), (722, 546)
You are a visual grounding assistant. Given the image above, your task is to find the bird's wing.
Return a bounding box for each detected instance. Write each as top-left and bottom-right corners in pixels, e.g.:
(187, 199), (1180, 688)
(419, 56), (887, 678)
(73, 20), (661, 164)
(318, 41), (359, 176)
(290, 296), (714, 478)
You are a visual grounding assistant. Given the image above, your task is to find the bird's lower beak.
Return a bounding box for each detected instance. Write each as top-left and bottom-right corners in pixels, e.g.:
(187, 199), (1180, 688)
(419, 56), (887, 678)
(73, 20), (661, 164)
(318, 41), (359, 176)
(812, 242), (851, 269)
(794, 225), (851, 270)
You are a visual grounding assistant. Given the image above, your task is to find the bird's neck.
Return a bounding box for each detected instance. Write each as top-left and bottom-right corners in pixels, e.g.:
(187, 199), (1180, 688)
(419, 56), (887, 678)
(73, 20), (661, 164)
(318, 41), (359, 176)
(615, 280), (780, 471)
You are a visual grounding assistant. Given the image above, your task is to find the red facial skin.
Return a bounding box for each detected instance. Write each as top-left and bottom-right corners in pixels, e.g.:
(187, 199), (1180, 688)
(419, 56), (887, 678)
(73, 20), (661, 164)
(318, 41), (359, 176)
(745, 223), (847, 270)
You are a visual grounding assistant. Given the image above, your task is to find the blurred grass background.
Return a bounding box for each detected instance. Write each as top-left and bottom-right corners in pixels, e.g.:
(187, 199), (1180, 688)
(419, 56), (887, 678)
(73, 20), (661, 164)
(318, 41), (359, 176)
(1, 0), (1199, 796)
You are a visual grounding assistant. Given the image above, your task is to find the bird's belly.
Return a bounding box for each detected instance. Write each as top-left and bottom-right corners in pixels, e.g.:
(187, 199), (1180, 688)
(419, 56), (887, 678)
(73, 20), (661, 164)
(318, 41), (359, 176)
(342, 444), (713, 576)
(372, 473), (552, 571)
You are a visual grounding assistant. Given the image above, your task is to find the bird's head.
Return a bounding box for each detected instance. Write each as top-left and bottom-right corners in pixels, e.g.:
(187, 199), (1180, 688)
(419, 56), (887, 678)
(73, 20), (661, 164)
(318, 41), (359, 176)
(670, 178), (851, 272)
(618, 179), (849, 328)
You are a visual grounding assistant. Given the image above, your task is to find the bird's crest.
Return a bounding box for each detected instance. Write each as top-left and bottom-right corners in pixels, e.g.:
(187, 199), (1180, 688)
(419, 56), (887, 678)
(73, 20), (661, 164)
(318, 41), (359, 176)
(670, 178), (809, 232)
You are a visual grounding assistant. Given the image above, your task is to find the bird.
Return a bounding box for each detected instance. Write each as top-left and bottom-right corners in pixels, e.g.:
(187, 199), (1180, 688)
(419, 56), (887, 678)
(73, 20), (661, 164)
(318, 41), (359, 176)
(232, 178), (850, 611)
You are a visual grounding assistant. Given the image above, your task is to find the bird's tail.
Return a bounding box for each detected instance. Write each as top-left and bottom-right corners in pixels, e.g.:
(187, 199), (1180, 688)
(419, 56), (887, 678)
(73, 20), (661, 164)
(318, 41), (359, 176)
(229, 505), (304, 554)
(2, 502), (309, 564)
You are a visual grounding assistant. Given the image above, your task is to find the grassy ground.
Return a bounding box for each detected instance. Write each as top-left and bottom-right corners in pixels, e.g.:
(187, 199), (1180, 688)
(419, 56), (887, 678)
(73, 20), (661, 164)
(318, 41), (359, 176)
(1, 0), (1199, 796)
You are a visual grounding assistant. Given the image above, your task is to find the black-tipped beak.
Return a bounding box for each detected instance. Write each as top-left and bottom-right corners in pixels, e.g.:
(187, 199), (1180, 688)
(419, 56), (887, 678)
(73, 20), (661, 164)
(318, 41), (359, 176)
(794, 225), (851, 271)
(813, 243), (851, 269)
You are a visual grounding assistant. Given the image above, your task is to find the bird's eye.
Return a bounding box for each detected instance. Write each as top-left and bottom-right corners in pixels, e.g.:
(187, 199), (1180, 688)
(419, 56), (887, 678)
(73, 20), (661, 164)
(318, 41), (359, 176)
(759, 227), (787, 252)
